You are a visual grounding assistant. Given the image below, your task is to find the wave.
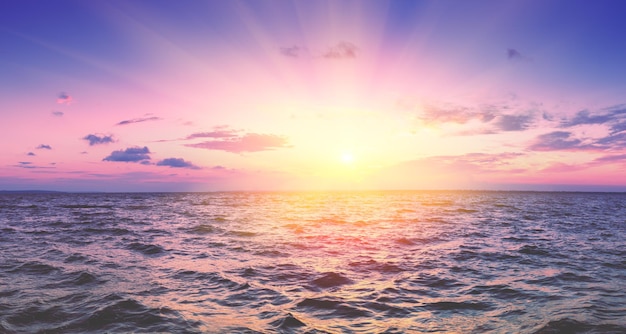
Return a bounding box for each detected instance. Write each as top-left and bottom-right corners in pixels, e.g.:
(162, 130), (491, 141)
(532, 318), (626, 334)
(270, 312), (306, 330)
(186, 224), (221, 234)
(348, 259), (404, 274)
(68, 297), (200, 333)
(297, 298), (373, 318)
(59, 204), (114, 209)
(127, 242), (167, 256)
(311, 272), (353, 288)
(9, 261), (59, 275)
(424, 300), (493, 311)
(2, 191), (625, 333)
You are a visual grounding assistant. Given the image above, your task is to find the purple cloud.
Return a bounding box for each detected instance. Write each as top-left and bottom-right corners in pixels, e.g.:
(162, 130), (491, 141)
(14, 161), (55, 169)
(115, 116), (162, 126)
(528, 131), (590, 151)
(27, 152), (35, 156)
(507, 48), (523, 60)
(186, 130), (238, 139)
(494, 114), (534, 131)
(83, 134), (114, 146)
(429, 152), (524, 170)
(323, 42), (358, 59)
(419, 105), (496, 125)
(36, 144), (52, 150)
(561, 106), (626, 134)
(280, 45), (305, 58)
(51, 111), (64, 117)
(593, 154), (626, 163)
(562, 109), (615, 127)
(187, 133), (290, 153)
(156, 158), (200, 169)
(595, 132), (626, 147)
(57, 92), (73, 104)
(103, 147), (151, 162)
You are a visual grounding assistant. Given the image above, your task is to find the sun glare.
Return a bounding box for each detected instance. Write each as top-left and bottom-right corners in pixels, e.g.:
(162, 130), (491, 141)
(341, 153), (354, 164)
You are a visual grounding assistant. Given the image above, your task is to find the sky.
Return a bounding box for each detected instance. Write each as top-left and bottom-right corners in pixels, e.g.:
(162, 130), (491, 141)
(2, 0), (626, 192)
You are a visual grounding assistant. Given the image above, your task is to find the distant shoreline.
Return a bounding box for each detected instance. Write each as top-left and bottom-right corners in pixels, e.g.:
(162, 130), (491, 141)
(2, 189), (626, 194)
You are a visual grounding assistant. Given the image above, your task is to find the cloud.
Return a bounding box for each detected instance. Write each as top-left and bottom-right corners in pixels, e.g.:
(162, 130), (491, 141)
(418, 104), (496, 125)
(323, 42), (358, 59)
(27, 152), (35, 156)
(369, 152), (525, 190)
(595, 132), (626, 147)
(507, 48), (533, 62)
(593, 154), (626, 163)
(115, 116), (162, 126)
(57, 92), (73, 104)
(186, 130), (238, 139)
(494, 114), (534, 131)
(103, 146), (151, 162)
(610, 121), (626, 134)
(561, 109), (615, 127)
(428, 152), (525, 170)
(83, 134), (114, 146)
(156, 158), (200, 169)
(560, 106), (626, 134)
(507, 48), (523, 60)
(187, 133), (290, 153)
(13, 161), (55, 169)
(280, 45), (306, 58)
(51, 111), (64, 117)
(528, 131), (590, 151)
(36, 144), (52, 150)
(279, 42), (357, 59)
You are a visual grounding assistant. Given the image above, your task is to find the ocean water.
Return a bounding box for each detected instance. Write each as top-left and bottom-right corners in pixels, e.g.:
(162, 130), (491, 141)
(0, 191), (624, 334)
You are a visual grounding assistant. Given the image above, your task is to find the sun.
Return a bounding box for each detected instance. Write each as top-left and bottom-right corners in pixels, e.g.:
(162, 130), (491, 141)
(341, 153), (354, 164)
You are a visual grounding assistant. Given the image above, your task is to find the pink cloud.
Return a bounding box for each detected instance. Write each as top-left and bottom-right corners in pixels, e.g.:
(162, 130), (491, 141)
(540, 162), (588, 173)
(57, 92), (73, 105)
(115, 116), (162, 126)
(185, 130), (239, 139)
(187, 133), (290, 153)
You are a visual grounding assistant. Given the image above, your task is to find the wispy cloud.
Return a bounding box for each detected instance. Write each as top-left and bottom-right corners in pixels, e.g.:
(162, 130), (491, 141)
(103, 146), (151, 163)
(595, 132), (626, 147)
(428, 152), (525, 170)
(13, 161), (55, 169)
(418, 104), (496, 125)
(494, 114), (534, 131)
(540, 162), (587, 173)
(156, 158), (200, 169)
(115, 116), (162, 126)
(506, 48), (531, 62)
(280, 45), (306, 58)
(187, 133), (290, 153)
(27, 152), (35, 156)
(323, 41), (358, 59)
(36, 144), (52, 150)
(83, 134), (114, 146)
(279, 42), (358, 60)
(185, 130), (238, 139)
(57, 92), (73, 105)
(370, 152), (526, 190)
(51, 111), (64, 117)
(528, 131), (592, 151)
(593, 153), (626, 163)
(560, 105), (626, 134)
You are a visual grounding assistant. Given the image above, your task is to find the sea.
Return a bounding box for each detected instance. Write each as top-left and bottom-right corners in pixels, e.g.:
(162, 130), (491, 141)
(0, 191), (624, 333)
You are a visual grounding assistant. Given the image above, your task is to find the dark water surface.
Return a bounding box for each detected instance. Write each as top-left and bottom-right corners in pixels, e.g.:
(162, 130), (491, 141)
(0, 191), (624, 333)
